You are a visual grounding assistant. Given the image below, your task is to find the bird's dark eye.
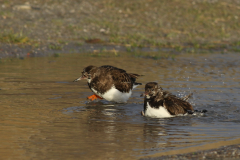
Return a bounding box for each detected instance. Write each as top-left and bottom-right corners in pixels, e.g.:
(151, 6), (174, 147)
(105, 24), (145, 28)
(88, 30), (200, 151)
(151, 89), (154, 92)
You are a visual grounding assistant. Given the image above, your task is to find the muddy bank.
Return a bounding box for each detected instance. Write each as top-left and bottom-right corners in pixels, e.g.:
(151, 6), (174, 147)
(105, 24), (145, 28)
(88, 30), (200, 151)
(0, 43), (129, 58)
(0, 41), (233, 59)
(1, 0), (240, 58)
(142, 144), (240, 160)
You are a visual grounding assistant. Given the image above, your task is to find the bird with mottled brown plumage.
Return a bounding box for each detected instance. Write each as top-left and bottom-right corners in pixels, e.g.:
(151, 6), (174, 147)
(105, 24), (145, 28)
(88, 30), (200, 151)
(141, 82), (194, 118)
(74, 65), (142, 103)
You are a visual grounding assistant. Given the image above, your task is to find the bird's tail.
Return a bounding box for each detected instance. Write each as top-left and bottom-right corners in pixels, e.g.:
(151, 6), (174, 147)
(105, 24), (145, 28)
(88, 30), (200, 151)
(133, 82), (142, 88)
(128, 73), (144, 79)
(182, 93), (193, 101)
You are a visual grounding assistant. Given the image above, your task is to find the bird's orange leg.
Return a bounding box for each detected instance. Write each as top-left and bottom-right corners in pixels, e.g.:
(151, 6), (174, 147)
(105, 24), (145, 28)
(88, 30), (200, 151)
(87, 94), (103, 101)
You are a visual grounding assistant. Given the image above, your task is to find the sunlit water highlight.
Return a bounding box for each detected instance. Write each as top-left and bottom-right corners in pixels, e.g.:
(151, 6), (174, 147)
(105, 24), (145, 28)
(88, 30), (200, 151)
(0, 53), (239, 159)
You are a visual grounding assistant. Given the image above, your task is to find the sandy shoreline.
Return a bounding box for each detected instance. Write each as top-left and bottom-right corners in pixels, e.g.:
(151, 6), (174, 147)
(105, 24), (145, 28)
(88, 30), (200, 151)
(143, 144), (240, 160)
(142, 138), (240, 160)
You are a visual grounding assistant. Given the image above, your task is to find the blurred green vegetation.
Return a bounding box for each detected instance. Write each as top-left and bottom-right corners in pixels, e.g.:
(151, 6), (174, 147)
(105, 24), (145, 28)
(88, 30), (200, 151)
(0, 0), (240, 52)
(0, 30), (30, 44)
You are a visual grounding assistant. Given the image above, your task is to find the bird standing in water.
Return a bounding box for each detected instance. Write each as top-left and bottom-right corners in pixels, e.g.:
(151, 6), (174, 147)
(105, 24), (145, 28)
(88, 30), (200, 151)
(73, 65), (142, 103)
(141, 82), (194, 118)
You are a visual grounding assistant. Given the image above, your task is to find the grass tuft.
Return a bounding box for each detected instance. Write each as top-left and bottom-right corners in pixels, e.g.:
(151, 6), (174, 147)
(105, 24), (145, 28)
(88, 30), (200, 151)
(48, 44), (63, 50)
(0, 31), (30, 44)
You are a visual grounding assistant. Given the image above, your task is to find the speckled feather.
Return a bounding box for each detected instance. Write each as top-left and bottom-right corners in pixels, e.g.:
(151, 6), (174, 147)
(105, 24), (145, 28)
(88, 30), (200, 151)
(78, 65), (142, 103)
(85, 65), (142, 94)
(143, 82), (193, 116)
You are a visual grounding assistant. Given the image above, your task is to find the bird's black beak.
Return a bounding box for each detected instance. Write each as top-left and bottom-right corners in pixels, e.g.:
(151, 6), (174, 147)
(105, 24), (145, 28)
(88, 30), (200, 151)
(73, 75), (86, 82)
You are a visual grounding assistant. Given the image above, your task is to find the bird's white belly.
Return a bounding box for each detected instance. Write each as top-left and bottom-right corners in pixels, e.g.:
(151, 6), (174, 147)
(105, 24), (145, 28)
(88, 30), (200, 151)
(87, 79), (91, 83)
(145, 102), (173, 118)
(91, 86), (132, 103)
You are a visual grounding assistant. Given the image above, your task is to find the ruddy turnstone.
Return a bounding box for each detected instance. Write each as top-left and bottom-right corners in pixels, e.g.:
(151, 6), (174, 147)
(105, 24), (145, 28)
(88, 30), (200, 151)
(73, 65), (142, 103)
(141, 82), (194, 118)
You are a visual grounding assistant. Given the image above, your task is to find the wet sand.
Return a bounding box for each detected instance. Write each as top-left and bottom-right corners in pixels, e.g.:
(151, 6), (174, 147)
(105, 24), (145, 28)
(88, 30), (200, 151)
(142, 139), (240, 160)
(1, 0), (240, 58)
(144, 144), (240, 160)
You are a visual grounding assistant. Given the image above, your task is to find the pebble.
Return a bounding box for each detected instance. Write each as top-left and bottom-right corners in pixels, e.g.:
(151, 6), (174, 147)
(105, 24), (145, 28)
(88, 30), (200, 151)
(13, 2), (32, 10)
(141, 144), (240, 160)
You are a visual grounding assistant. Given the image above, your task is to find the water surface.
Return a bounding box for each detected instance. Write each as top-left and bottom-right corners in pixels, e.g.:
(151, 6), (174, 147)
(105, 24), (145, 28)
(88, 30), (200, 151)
(0, 53), (239, 159)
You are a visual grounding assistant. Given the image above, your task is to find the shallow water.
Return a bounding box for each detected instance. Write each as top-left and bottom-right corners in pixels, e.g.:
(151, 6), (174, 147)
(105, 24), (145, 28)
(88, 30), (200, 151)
(0, 53), (240, 159)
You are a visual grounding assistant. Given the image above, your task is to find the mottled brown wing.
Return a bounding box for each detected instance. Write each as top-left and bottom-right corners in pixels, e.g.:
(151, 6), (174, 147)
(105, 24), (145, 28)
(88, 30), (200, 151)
(100, 65), (126, 73)
(128, 73), (140, 78)
(101, 65), (142, 92)
(127, 73), (142, 84)
(90, 65), (134, 93)
(163, 95), (193, 115)
(100, 65), (142, 80)
(111, 71), (134, 93)
(89, 68), (114, 94)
